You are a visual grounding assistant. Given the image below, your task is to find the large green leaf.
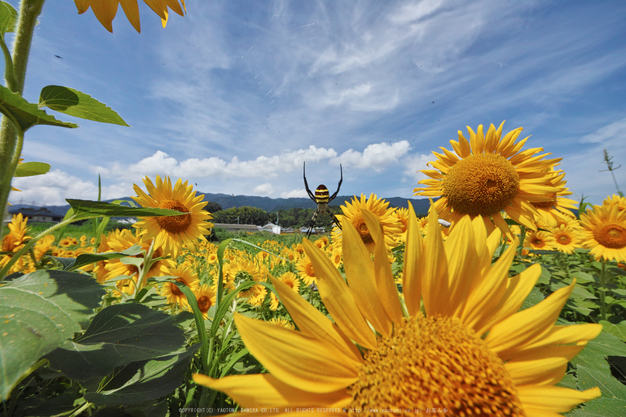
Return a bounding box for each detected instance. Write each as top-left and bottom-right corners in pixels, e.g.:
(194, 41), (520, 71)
(577, 364), (626, 400)
(0, 1), (17, 35)
(572, 331), (626, 375)
(46, 303), (186, 382)
(14, 161), (50, 177)
(84, 344), (201, 406)
(568, 397), (626, 416)
(599, 320), (626, 343)
(39, 86), (129, 126)
(0, 85), (77, 132)
(0, 270), (104, 400)
(67, 199), (189, 220)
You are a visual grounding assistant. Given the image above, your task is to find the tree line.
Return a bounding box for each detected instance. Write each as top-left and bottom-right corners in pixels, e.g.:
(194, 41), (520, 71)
(206, 202), (342, 230)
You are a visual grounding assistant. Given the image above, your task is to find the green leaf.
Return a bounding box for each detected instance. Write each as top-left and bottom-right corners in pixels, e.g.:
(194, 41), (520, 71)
(0, 1), (17, 34)
(0, 85), (77, 132)
(572, 331), (626, 375)
(578, 364), (626, 400)
(84, 344), (200, 406)
(39, 86), (129, 126)
(568, 397), (626, 416)
(66, 199), (189, 220)
(67, 245), (143, 271)
(45, 303), (186, 382)
(520, 286), (545, 311)
(13, 161), (50, 177)
(0, 270), (105, 400)
(600, 321), (626, 343)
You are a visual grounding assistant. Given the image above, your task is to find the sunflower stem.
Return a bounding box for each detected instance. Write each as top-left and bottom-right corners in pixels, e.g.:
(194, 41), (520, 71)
(0, 0), (45, 243)
(599, 261), (608, 321)
(516, 226), (527, 260)
(133, 239), (156, 300)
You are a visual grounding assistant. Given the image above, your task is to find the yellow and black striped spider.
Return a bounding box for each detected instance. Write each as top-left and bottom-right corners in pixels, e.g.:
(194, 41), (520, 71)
(303, 161), (343, 238)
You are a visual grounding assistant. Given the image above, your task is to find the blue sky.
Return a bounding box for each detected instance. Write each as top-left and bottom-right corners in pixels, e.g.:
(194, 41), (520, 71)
(6, 0), (626, 207)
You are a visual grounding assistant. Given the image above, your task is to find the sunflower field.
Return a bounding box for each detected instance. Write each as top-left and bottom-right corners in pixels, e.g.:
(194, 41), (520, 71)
(2, 2), (626, 417)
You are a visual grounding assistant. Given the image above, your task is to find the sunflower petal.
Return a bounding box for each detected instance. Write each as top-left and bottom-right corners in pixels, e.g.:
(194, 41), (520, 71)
(271, 277), (363, 362)
(303, 239), (378, 349)
(517, 386), (601, 413)
(192, 373), (351, 408)
(485, 282), (576, 359)
(341, 221), (393, 338)
(361, 209), (403, 325)
(234, 314), (359, 393)
(403, 201), (423, 316)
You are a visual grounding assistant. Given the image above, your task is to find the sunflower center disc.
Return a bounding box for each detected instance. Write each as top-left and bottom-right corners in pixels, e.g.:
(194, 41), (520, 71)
(443, 154), (520, 217)
(348, 315), (524, 417)
(156, 200), (192, 233)
(594, 224), (626, 249)
(352, 214), (374, 245)
(558, 234), (572, 245)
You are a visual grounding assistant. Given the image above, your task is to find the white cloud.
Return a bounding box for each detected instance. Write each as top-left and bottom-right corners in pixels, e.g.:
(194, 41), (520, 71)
(281, 188), (308, 198)
(402, 153), (434, 183)
(254, 183), (275, 196)
(333, 141), (411, 171)
(9, 170), (131, 207)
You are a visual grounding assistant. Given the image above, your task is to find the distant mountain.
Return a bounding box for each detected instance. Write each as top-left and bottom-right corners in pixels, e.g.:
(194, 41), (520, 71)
(9, 194), (433, 217)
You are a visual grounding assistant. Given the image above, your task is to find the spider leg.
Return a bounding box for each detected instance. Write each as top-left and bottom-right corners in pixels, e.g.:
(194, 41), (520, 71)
(330, 210), (343, 230)
(328, 164), (343, 202)
(306, 206), (321, 238)
(303, 161), (316, 201)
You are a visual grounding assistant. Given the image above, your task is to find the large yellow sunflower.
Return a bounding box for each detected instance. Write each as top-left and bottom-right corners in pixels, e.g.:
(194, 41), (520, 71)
(580, 200), (626, 262)
(132, 175), (214, 258)
(335, 193), (402, 253)
(414, 122), (561, 235)
(74, 0), (186, 33)
(193, 204), (601, 415)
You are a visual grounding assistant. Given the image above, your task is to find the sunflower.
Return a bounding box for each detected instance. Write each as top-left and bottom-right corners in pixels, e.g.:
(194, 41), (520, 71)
(269, 292), (280, 311)
(414, 122), (561, 235)
(132, 176), (214, 258)
(330, 247), (343, 269)
(159, 265), (200, 309)
(295, 252), (316, 286)
(193, 203), (601, 415)
(603, 194), (626, 212)
(193, 284), (217, 319)
(550, 221), (582, 254)
(1, 214), (30, 254)
(0, 214), (31, 273)
(392, 207), (410, 244)
(580, 201), (626, 262)
(268, 317), (295, 330)
(102, 228), (174, 292)
(277, 271), (301, 293)
(74, 0), (186, 33)
(335, 193), (401, 253)
(530, 170), (577, 227)
(524, 230), (556, 251)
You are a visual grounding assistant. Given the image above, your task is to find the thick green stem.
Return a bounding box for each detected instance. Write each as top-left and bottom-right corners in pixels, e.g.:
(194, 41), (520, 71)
(599, 261), (608, 321)
(0, 0), (46, 242)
